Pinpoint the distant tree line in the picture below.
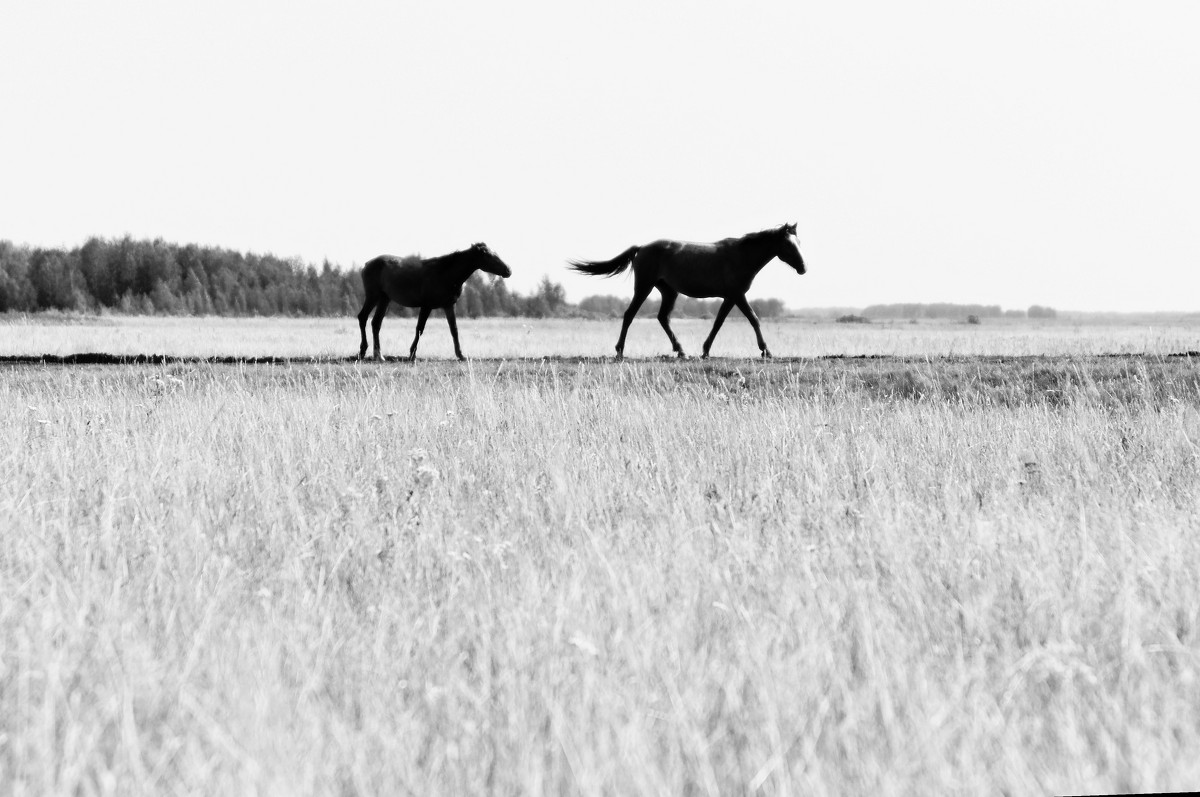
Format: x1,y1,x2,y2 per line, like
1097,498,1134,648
862,303,1004,320
0,237,366,316
458,274,572,318
1026,304,1058,319
0,237,793,319
0,236,576,318
862,303,1057,320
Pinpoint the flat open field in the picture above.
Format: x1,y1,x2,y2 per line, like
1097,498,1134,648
3,313,1200,359
3,316,1200,794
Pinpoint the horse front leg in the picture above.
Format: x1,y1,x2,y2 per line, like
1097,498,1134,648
734,295,771,358
444,305,465,361
701,298,736,359
408,306,432,362
357,299,372,359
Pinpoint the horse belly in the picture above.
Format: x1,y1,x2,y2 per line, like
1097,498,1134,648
423,287,462,308
662,266,725,299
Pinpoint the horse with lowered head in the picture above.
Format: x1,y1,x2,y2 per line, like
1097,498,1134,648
569,223,805,359
358,242,512,361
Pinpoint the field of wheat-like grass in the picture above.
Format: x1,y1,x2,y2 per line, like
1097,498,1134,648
3,320,1200,794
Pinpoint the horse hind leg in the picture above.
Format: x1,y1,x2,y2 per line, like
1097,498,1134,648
357,292,377,359
371,297,390,360
408,306,432,362
655,285,685,358
358,259,384,359
615,280,654,360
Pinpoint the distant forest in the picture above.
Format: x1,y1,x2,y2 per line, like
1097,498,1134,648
0,237,787,319
0,237,1061,321
862,303,1058,320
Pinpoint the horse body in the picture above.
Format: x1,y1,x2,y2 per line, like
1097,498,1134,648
570,223,805,358
366,255,470,309
638,237,779,297
358,242,512,361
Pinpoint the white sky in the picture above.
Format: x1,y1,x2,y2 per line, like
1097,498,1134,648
2,1,1198,312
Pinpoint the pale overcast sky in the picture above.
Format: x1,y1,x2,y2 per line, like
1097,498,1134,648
2,1,1198,311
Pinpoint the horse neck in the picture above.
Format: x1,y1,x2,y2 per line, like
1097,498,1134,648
733,233,780,275
434,250,480,282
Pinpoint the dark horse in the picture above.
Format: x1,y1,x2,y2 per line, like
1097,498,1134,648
358,242,512,361
569,223,805,359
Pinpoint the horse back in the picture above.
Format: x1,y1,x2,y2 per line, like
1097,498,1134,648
362,255,427,307
644,240,744,298
367,254,469,308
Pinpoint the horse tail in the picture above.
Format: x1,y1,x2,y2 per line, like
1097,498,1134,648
568,246,639,278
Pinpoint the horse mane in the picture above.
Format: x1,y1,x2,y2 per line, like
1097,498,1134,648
716,225,788,247
425,244,484,269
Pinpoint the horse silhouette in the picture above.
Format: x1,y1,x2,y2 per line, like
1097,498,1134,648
358,242,512,361
569,223,805,359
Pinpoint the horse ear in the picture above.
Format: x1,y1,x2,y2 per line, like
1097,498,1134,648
785,223,797,235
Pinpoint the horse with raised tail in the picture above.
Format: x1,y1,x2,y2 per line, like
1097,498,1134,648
569,223,806,359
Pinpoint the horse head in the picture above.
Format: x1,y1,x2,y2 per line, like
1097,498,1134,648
470,242,513,278
776,223,805,275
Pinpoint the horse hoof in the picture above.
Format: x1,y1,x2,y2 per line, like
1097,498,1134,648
762,350,773,359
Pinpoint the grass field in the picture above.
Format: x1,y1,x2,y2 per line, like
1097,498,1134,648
3,312,1200,359
3,316,1200,794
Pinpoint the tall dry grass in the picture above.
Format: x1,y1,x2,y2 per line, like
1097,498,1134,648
2,355,1200,794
